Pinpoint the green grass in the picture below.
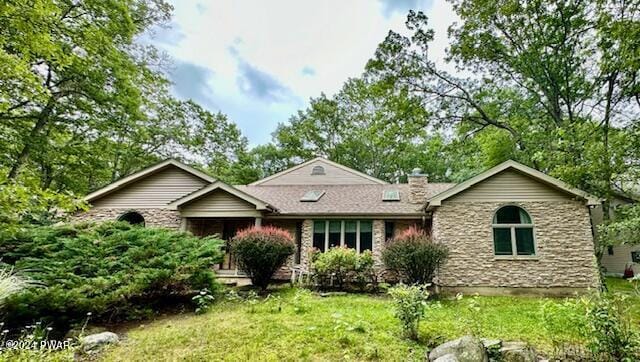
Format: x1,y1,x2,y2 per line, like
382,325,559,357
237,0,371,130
101,287,602,362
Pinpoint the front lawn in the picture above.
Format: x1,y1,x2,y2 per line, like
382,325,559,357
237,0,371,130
101,287,595,361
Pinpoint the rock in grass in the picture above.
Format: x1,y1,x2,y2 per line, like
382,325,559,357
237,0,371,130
434,353,460,362
499,341,536,362
428,335,488,362
81,331,119,351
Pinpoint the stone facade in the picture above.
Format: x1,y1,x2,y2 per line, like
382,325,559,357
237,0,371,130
408,174,428,204
72,208,182,229
432,201,599,290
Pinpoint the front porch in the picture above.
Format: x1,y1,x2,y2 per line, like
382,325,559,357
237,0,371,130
184,217,304,278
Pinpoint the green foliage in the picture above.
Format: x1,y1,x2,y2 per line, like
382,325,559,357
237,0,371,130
366,2,640,201
381,227,448,285
192,289,216,315
0,222,223,334
540,298,587,350
583,293,640,361
310,247,375,291
0,179,86,238
599,204,640,248
0,1,253,193
232,226,295,291
256,77,449,183
388,284,429,340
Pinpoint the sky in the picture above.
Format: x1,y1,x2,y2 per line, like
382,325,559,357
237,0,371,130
145,0,456,146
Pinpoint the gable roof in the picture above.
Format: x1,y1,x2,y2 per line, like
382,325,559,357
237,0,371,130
85,159,215,202
168,180,274,211
249,157,388,186
426,160,601,208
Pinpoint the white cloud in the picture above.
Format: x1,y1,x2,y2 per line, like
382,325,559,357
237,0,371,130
146,0,457,145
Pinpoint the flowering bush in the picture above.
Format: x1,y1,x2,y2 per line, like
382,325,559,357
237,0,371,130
311,247,375,291
232,226,295,291
381,226,448,285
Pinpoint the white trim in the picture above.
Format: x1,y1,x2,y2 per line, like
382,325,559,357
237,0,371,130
85,159,215,202
426,160,601,207
168,180,273,211
249,157,388,185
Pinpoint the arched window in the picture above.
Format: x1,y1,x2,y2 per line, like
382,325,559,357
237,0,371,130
311,165,325,175
492,205,535,256
118,211,145,226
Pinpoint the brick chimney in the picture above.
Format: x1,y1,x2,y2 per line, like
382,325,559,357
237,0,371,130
408,167,428,204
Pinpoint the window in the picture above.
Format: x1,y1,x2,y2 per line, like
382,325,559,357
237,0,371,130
384,221,395,241
329,221,341,248
311,165,325,175
360,221,373,252
345,221,357,249
312,220,373,253
301,190,325,202
492,205,535,257
632,251,640,263
118,211,145,226
313,221,326,252
607,246,614,256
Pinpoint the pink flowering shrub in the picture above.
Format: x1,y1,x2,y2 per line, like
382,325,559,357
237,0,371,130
232,226,295,290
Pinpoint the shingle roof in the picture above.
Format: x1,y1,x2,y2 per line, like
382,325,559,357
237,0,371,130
235,183,455,215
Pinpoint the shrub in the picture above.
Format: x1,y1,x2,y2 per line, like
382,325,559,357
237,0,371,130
583,293,640,361
381,226,448,284
0,222,223,335
388,283,429,340
232,226,295,291
311,247,375,291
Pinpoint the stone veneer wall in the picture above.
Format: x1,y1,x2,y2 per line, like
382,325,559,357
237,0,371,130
72,208,182,229
432,201,599,289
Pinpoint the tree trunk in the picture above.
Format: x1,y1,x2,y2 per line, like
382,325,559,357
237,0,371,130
7,103,54,179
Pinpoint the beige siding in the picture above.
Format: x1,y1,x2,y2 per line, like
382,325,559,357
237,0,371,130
91,167,208,208
180,190,257,213
448,170,572,202
259,160,381,185
601,245,640,275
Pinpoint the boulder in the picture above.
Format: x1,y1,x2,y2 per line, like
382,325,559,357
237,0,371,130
428,335,489,362
80,331,119,351
500,341,537,362
434,353,459,362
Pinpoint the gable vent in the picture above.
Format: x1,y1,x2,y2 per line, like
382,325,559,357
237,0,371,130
382,189,400,201
311,165,325,175
301,190,325,202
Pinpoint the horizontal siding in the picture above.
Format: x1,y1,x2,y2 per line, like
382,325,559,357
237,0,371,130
448,170,572,202
181,190,257,213
260,160,380,185
602,245,640,274
92,167,207,208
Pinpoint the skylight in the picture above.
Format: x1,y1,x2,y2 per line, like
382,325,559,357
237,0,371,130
382,189,400,201
301,190,325,202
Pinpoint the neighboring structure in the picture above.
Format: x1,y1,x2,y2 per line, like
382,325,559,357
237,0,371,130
75,157,602,295
597,192,640,276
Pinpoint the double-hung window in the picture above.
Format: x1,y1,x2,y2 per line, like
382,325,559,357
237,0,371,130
313,220,374,253
492,205,536,257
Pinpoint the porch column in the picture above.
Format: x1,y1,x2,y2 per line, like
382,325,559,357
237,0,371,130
254,217,262,228
179,217,188,232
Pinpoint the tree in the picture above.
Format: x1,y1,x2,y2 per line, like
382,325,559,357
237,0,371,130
0,1,253,193
267,77,450,183
367,3,640,198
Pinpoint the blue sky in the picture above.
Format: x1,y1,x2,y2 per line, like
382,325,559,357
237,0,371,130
145,0,454,146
